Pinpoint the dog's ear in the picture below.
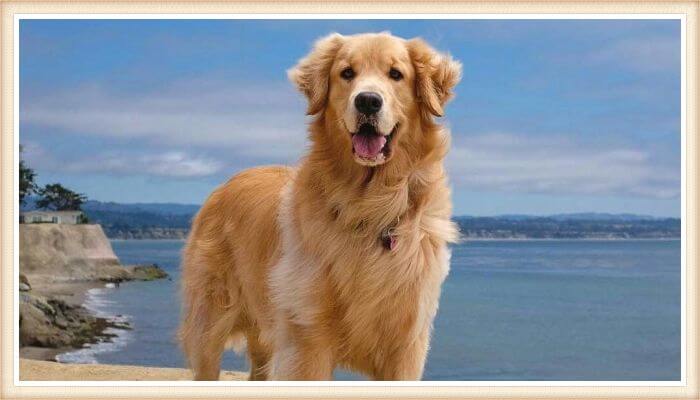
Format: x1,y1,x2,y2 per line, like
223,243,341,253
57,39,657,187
407,38,462,117
288,33,345,115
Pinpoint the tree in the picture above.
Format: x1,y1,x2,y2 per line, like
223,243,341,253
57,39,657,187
19,145,37,205
36,183,87,211
77,213,90,224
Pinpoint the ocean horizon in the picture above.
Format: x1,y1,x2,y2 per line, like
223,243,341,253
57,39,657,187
58,239,681,381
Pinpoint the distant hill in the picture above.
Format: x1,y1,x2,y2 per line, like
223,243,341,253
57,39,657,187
454,215,679,239
467,213,662,222
81,200,200,216
22,198,198,239
21,198,680,240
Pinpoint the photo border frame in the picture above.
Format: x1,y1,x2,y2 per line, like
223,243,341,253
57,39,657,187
1,1,697,399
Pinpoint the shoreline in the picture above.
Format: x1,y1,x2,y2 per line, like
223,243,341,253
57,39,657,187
18,223,168,367
55,284,133,364
31,280,104,307
20,280,131,363
20,264,169,364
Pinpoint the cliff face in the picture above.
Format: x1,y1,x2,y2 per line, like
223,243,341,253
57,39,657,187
19,224,129,283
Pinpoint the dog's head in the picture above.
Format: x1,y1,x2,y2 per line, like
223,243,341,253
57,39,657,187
289,32,461,167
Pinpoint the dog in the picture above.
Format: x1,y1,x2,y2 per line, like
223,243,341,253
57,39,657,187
179,32,461,381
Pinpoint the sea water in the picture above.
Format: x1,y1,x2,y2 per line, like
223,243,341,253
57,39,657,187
60,239,680,381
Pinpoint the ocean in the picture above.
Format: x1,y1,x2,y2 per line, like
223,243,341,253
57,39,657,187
58,239,681,381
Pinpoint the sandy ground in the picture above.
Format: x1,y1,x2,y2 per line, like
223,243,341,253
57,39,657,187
19,346,68,362
31,280,103,306
19,359,248,381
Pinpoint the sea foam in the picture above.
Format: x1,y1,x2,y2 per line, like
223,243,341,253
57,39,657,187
56,287,132,364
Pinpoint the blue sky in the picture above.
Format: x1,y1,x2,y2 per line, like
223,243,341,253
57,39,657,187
19,19,681,217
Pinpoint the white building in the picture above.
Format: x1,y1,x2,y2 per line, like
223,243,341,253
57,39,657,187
20,210,84,225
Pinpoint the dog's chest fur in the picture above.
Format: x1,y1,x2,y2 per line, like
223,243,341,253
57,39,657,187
268,169,455,359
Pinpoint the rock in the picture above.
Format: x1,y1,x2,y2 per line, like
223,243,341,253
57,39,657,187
31,296,56,316
19,292,127,350
126,264,169,281
19,296,67,348
55,317,68,329
20,274,31,290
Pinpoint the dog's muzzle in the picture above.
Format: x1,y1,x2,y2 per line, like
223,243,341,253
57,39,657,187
350,120,397,166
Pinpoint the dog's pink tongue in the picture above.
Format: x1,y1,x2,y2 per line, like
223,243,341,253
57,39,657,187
352,134,386,158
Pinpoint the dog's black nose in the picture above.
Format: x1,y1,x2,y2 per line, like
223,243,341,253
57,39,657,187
354,92,383,115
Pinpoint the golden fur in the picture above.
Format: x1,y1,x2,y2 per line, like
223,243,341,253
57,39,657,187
179,32,461,381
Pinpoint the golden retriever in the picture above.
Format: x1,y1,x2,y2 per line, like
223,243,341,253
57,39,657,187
179,32,461,381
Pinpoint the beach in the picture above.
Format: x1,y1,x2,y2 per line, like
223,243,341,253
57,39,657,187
19,359,246,381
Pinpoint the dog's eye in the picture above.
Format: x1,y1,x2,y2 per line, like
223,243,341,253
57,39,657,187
389,68,403,81
340,67,355,81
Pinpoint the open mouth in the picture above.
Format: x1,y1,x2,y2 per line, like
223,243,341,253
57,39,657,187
351,123,397,165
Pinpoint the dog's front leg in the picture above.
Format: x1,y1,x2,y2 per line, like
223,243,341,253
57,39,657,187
374,329,430,381
269,320,334,380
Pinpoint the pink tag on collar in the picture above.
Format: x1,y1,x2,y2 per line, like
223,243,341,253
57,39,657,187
381,229,397,251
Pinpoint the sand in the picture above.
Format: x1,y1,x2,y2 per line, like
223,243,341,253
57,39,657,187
31,280,103,307
19,359,247,381
19,346,68,362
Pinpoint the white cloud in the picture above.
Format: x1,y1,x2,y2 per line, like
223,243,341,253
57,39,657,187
63,151,225,178
21,79,309,163
22,142,223,178
447,133,679,199
141,152,223,177
585,36,679,73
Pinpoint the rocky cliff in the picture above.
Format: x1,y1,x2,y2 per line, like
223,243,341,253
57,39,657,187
20,224,129,283
19,223,168,358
